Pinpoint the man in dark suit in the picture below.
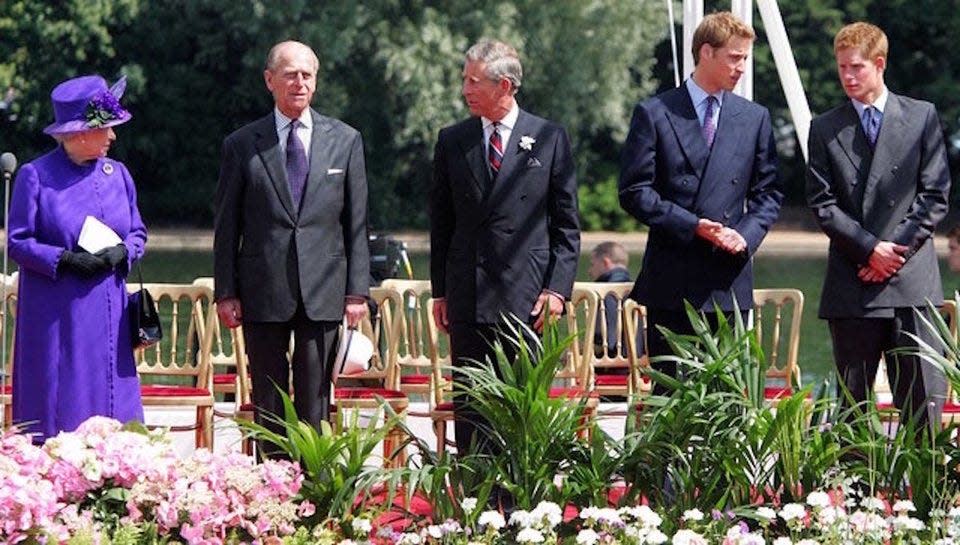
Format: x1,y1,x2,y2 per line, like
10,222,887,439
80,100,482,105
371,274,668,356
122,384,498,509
619,12,782,392
214,41,369,440
806,22,950,428
430,39,580,453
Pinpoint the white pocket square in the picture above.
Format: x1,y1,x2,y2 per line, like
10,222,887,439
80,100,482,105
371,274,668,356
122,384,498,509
327,168,344,175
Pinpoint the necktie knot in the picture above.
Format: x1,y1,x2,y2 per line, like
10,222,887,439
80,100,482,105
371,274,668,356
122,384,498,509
703,96,718,148
488,121,504,178
286,119,308,207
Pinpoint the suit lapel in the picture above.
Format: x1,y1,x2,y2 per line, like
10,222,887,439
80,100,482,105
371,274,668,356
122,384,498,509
664,88,710,177
488,110,533,197
254,115,298,221
833,102,870,179
863,94,909,206
300,111,335,215
693,94,748,207
454,118,490,199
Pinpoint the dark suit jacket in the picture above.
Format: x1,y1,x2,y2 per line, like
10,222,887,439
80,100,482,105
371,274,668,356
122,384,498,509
619,85,782,312
430,109,580,324
214,109,370,322
806,93,950,318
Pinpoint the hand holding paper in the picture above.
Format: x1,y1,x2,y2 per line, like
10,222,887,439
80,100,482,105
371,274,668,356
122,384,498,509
78,215,122,254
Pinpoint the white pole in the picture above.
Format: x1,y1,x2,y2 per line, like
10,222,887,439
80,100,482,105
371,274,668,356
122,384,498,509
730,0,753,100
756,0,812,159
667,0,681,87
682,0,703,81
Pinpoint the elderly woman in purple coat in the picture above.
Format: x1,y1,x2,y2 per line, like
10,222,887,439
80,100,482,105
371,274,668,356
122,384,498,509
8,74,147,442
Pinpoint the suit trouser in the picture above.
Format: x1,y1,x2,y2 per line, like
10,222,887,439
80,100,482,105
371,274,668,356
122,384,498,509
449,318,537,456
646,306,746,396
243,302,340,456
828,307,947,431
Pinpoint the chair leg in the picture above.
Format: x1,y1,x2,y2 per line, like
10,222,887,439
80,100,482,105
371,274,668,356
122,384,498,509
433,418,447,454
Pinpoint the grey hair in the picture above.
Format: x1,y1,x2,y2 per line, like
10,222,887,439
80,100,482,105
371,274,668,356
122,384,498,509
465,39,522,93
265,40,320,72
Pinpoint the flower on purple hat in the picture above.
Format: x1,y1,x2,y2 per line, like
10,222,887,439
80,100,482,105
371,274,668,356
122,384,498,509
85,90,125,129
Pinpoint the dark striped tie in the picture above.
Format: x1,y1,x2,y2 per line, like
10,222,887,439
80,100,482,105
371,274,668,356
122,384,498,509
488,121,503,178
286,120,308,207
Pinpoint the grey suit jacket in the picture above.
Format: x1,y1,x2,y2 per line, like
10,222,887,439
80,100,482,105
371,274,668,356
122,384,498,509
430,109,581,324
806,93,950,318
214,109,370,322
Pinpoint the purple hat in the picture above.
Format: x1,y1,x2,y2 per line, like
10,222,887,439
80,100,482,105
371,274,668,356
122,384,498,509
43,75,131,135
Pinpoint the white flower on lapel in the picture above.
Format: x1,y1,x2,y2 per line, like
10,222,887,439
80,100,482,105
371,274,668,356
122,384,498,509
518,135,536,151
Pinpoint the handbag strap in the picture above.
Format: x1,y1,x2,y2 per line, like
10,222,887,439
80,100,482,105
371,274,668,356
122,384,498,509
135,260,145,291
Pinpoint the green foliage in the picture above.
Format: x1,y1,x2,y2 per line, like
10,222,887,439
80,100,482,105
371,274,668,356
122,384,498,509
578,174,641,232
235,387,400,526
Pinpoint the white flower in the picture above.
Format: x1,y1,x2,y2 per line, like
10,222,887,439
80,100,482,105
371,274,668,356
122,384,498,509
531,501,563,528
860,496,885,511
671,529,707,545
519,135,536,151
756,507,777,520
817,506,846,526
425,525,443,539
576,528,600,545
892,514,925,532
682,509,705,521
779,503,807,522
806,491,831,508
478,510,506,530
352,517,373,534
772,538,792,545
646,529,668,544
396,533,422,545
892,499,916,513
797,540,820,545
509,509,536,528
461,497,478,513
516,527,545,543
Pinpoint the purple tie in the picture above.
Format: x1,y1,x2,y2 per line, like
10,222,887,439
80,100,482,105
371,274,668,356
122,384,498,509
286,120,308,207
703,96,717,148
488,122,503,178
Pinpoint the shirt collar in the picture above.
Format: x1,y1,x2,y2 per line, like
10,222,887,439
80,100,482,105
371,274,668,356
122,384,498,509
851,86,888,116
274,107,313,132
482,101,520,131
686,78,723,108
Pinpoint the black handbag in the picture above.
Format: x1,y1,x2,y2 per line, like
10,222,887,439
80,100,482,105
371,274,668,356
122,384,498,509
129,263,162,349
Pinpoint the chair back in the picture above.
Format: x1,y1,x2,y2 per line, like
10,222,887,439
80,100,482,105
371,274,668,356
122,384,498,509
192,277,249,401
133,283,217,392
752,288,804,393
0,273,17,426
561,286,600,388
622,298,651,395
343,286,404,391
379,280,440,400
573,281,636,395
424,297,453,408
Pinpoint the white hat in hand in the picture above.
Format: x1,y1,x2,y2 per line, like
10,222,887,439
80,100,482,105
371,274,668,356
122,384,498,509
333,327,373,382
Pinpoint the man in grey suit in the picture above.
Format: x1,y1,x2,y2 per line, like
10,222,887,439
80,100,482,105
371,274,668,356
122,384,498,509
806,22,950,429
430,39,580,454
619,12,782,394
214,41,370,441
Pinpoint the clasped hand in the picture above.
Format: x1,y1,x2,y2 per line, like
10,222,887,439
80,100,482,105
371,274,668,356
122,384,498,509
695,219,746,254
59,244,127,278
858,241,907,283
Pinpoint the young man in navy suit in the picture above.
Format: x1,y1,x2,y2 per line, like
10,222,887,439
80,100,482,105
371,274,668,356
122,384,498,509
430,39,581,454
806,22,950,429
619,12,783,392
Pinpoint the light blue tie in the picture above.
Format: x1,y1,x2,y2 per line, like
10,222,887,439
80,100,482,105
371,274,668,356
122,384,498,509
862,106,881,147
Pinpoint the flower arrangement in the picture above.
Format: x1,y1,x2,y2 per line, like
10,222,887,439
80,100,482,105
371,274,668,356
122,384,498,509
85,89,125,128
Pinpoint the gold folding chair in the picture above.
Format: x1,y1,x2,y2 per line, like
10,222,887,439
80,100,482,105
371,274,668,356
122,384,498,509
379,279,450,408
622,298,651,398
332,286,409,467
426,297,456,453
134,283,217,449
573,281,636,398
752,288,804,404
937,300,960,430
192,277,247,405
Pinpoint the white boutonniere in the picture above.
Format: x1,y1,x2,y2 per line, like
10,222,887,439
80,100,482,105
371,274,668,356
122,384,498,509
519,135,536,151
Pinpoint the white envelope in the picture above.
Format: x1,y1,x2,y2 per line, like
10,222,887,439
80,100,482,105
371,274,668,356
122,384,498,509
78,215,122,254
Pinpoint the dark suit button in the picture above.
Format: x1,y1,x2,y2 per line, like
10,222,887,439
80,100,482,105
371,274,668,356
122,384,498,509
731,178,739,185
723,211,731,219
891,166,899,173
681,178,689,186
888,200,895,207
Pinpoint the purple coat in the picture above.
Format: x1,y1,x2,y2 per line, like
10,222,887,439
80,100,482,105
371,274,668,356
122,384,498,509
8,146,147,442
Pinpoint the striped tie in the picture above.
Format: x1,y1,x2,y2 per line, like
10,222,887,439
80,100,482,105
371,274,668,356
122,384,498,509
488,121,503,178
703,96,717,148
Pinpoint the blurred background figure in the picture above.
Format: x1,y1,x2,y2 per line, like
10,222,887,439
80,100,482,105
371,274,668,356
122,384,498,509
8,74,146,443
588,241,632,358
947,225,960,275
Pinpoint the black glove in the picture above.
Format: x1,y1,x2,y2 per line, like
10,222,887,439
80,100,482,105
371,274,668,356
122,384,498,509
58,250,110,278
95,243,129,271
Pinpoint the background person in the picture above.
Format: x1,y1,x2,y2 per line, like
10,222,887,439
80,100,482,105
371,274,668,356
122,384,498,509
619,12,783,394
430,39,581,455
806,22,950,429
8,74,146,442
588,241,632,358
214,41,370,444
